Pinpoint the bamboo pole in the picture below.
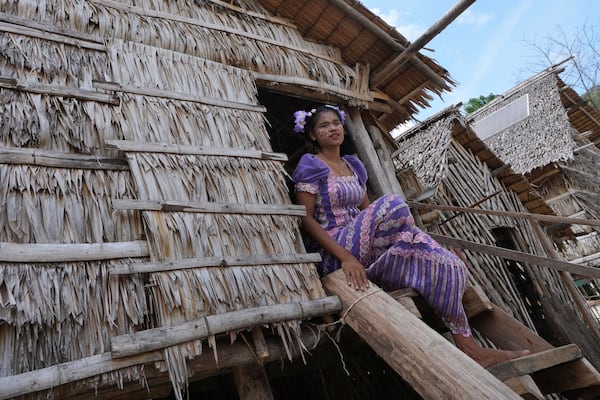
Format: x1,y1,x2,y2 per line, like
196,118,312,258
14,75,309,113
109,253,322,275
110,296,341,358
111,199,306,216
371,0,476,87
0,241,149,263
428,233,600,279
321,270,520,400
408,201,600,228
104,140,286,160
0,331,324,400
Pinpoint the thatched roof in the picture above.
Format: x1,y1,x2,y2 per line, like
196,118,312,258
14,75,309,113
468,70,576,175
255,0,456,130
393,106,554,216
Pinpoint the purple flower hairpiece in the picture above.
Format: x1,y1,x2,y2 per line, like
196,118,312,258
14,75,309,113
293,105,346,134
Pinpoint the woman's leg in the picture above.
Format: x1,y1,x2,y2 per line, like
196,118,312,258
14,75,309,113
325,194,530,366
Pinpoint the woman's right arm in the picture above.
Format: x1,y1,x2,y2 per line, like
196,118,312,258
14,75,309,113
295,191,369,291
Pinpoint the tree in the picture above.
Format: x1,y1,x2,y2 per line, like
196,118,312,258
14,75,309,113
463,93,497,114
523,23,599,111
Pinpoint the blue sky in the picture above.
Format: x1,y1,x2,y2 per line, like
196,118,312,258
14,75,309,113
360,0,599,123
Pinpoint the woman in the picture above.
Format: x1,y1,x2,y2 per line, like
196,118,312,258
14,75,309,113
292,104,529,368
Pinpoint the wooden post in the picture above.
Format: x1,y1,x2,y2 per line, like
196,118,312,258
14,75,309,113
321,270,521,400
365,123,405,195
526,216,600,344
345,109,393,196
232,364,274,400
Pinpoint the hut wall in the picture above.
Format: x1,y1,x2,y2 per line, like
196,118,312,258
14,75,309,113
0,1,351,398
394,117,600,368
473,74,575,175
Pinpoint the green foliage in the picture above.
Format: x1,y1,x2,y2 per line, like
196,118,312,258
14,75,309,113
463,93,497,114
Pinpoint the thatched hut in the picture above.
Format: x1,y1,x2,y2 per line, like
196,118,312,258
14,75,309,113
0,1,466,399
466,65,600,319
392,105,600,384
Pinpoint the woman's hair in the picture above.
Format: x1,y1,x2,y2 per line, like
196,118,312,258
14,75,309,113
293,105,346,135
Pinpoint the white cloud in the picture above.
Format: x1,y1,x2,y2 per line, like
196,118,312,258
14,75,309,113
369,7,424,41
456,9,492,31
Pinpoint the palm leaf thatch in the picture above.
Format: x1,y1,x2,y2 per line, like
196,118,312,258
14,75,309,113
0,1,335,398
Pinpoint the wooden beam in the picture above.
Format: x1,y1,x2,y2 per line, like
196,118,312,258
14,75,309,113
0,21,105,51
110,296,341,358
0,147,128,170
111,199,306,216
0,240,149,263
408,201,600,228
502,375,544,400
534,358,600,394
371,0,476,87
108,253,322,275
104,139,287,161
0,77,119,105
326,0,446,88
487,344,582,381
232,364,274,400
0,12,104,44
0,330,324,400
428,233,600,279
253,72,373,103
93,81,266,112
469,306,553,354
344,109,393,196
321,270,521,399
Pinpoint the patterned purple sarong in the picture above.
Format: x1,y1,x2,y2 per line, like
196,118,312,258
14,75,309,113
293,154,471,336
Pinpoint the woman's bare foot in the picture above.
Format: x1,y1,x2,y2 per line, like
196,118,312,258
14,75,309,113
453,334,530,368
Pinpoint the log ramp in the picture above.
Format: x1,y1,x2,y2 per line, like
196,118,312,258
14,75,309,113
323,269,600,400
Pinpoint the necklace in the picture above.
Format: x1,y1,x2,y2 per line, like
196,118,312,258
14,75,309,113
318,154,348,176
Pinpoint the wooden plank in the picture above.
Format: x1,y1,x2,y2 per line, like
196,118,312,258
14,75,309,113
533,358,600,394
0,12,103,43
408,201,600,228
104,139,287,161
108,253,322,275
0,77,119,105
110,296,341,358
232,364,274,400
321,270,521,400
111,199,305,216
0,147,128,170
503,375,544,400
93,81,266,112
0,330,324,400
429,233,600,279
462,285,494,318
371,0,476,86
470,306,554,353
0,240,149,263
0,21,105,51
487,344,582,381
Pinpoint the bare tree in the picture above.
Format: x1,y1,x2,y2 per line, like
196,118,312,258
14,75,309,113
522,23,599,110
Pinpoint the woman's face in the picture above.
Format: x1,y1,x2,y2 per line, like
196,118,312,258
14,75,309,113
309,110,344,147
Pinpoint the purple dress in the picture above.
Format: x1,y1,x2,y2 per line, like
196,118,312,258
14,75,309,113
293,153,471,336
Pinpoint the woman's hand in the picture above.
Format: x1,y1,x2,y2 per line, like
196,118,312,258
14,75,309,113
340,255,369,291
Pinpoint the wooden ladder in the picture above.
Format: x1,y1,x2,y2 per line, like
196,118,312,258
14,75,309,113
389,286,600,400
